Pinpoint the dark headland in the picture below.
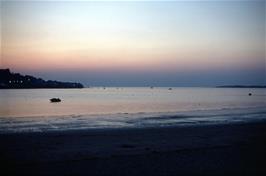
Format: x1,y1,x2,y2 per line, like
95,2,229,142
0,69,83,89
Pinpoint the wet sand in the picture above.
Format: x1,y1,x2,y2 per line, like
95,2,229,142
1,121,266,175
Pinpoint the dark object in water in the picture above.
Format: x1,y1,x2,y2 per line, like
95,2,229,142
168,88,172,90
50,98,61,103
248,93,252,96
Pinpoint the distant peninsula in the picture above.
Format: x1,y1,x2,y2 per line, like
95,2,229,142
216,85,266,88
0,69,84,89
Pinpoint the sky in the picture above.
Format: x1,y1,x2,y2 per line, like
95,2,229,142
0,0,265,86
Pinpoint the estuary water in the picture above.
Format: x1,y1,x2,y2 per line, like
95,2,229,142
0,87,265,133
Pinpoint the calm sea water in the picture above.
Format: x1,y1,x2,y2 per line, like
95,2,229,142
0,87,265,133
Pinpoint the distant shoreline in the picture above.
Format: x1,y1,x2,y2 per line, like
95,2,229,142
0,86,266,89
216,85,266,88
1,69,265,89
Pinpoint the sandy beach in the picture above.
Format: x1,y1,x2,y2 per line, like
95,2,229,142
1,121,266,175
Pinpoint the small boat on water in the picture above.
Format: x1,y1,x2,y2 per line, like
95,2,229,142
50,98,61,103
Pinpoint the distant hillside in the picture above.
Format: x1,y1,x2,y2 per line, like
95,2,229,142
0,69,84,89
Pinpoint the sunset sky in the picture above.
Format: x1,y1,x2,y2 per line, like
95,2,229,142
1,1,265,86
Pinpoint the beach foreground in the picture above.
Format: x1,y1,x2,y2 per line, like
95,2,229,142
1,121,266,175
